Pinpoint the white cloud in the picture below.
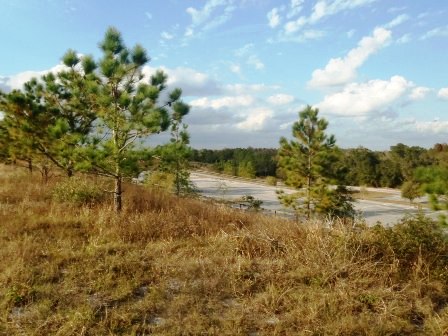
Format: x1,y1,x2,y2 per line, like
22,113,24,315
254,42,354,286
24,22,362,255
346,29,356,38
308,27,391,89
414,120,448,134
267,8,281,28
396,34,411,44
409,86,430,101
438,88,448,100
190,95,254,109
236,108,273,131
234,43,254,57
145,12,152,20
287,0,304,18
184,27,194,37
186,0,227,26
277,0,375,41
328,116,448,149
284,16,307,35
0,64,68,92
267,94,294,105
180,80,287,136
229,64,241,75
234,43,264,71
417,12,430,19
384,14,410,29
185,0,235,37
388,6,406,13
421,26,448,40
316,76,412,117
224,83,280,95
203,4,235,30
160,32,174,40
247,55,265,70
279,29,326,43
307,0,376,24
185,86,282,135
300,30,326,41
267,0,304,30
142,66,222,97
308,1,327,23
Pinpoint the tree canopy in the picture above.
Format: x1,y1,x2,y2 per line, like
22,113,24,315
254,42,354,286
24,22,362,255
0,27,190,211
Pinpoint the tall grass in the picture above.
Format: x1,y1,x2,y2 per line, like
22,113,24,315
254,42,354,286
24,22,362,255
0,164,447,335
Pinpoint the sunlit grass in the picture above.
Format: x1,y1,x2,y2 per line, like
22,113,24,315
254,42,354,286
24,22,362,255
0,164,447,335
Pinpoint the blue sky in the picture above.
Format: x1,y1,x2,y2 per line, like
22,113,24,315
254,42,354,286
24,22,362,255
1,0,448,149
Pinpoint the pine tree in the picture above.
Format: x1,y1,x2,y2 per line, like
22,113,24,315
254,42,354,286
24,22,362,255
35,52,98,177
415,166,448,226
0,88,46,173
0,67,97,178
65,27,188,211
155,90,192,196
277,105,351,220
238,161,256,178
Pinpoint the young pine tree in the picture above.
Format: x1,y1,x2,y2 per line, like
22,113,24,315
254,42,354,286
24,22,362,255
66,27,188,211
155,90,192,196
415,166,448,226
0,88,48,173
0,69,97,178
36,53,98,177
277,105,353,220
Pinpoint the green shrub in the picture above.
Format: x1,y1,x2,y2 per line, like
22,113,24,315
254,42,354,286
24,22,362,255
265,176,277,186
145,171,175,190
371,214,448,278
240,195,263,210
52,177,105,206
237,161,256,179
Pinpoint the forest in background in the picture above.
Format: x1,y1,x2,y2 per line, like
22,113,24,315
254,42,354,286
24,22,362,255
193,143,448,188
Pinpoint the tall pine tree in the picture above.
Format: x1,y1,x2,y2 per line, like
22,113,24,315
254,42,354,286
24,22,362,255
66,27,189,211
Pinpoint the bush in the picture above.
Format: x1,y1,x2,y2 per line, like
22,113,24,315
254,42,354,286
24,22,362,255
145,171,175,189
265,176,277,186
371,214,448,277
52,176,105,206
240,194,263,210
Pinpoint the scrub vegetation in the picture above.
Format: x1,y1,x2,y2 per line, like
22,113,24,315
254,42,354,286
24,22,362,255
1,165,447,335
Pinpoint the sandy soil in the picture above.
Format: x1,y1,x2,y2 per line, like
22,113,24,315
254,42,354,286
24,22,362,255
190,172,442,225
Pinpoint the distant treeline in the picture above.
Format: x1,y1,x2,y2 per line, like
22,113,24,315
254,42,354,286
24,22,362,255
192,148,277,178
192,143,448,188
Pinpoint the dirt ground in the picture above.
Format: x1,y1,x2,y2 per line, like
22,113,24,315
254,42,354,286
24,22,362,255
190,172,442,225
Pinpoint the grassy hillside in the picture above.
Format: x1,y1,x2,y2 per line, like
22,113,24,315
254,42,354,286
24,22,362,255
1,165,447,335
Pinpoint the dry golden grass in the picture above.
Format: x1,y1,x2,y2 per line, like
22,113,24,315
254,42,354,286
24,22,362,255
1,164,448,335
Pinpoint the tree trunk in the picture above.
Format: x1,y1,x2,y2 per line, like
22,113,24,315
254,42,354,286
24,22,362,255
28,158,33,174
112,125,122,212
307,153,311,220
41,164,50,184
67,161,73,177
175,160,180,196
114,175,122,212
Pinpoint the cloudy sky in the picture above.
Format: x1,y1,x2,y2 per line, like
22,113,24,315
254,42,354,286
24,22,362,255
1,0,447,149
